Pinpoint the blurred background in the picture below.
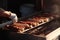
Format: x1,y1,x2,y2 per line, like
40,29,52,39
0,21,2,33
0,0,41,17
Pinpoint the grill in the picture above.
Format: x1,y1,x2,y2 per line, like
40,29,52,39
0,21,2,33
1,0,60,40
4,12,60,33
1,11,60,40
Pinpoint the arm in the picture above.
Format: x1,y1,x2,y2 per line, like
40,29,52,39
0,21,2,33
0,10,18,28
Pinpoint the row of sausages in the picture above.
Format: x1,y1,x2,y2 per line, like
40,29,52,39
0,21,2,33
12,15,51,33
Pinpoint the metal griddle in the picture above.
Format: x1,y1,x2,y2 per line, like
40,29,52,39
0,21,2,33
17,11,57,33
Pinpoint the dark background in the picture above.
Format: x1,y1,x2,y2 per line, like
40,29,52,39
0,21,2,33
0,0,41,17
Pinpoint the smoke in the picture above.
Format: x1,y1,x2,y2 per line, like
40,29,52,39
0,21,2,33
51,4,60,14
51,0,60,15
44,0,60,18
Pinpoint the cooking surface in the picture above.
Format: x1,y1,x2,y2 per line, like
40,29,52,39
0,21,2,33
30,18,60,37
3,13,59,33
0,13,60,40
